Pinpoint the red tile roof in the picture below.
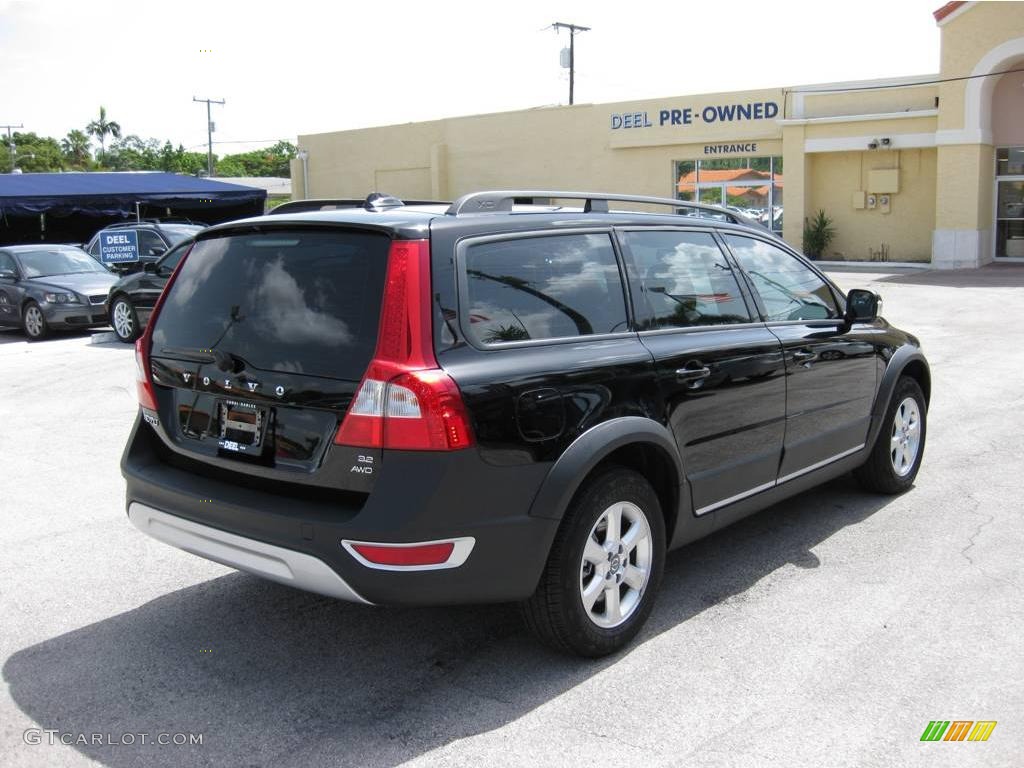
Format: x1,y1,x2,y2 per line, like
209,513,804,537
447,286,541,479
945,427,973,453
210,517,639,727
933,2,966,23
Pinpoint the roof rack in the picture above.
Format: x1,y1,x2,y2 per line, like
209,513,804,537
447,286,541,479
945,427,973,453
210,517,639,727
269,194,450,215
103,218,204,228
445,190,765,228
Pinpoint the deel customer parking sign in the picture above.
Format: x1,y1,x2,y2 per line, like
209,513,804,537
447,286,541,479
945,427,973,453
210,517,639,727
98,230,139,264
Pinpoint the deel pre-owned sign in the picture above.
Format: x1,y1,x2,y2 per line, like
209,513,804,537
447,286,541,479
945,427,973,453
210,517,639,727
610,101,780,130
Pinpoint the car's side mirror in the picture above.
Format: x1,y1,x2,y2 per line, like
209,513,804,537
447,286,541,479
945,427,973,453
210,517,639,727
143,262,158,274
0,268,16,280
149,247,167,257
845,288,880,323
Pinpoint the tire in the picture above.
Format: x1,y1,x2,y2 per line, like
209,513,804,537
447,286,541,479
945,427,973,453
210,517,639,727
110,295,139,343
854,376,927,494
22,301,49,341
522,466,666,657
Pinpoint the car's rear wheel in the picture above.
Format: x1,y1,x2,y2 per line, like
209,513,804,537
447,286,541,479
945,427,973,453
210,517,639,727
854,376,927,494
22,301,49,341
110,296,139,343
522,466,665,657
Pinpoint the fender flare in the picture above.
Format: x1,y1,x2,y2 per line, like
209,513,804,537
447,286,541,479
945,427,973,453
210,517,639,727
527,417,684,522
866,346,931,449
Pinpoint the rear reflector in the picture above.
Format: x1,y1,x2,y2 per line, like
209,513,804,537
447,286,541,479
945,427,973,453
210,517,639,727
334,239,474,451
342,537,476,570
351,542,454,566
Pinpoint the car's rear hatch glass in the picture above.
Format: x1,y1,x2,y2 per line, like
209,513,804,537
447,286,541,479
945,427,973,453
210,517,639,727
148,227,390,483
153,228,387,380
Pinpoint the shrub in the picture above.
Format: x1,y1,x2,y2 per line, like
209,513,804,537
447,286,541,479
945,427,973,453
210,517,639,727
802,209,836,260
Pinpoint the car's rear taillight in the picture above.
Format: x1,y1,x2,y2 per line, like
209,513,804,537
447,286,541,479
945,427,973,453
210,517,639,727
334,239,474,451
135,243,192,413
135,339,158,410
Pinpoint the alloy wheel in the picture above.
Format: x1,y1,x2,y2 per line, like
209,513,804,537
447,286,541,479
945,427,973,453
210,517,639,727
890,396,921,477
579,501,653,628
24,305,44,337
113,300,134,340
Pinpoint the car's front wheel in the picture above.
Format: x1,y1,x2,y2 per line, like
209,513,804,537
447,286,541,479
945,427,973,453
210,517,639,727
854,375,927,494
522,466,665,657
22,301,49,341
110,296,139,343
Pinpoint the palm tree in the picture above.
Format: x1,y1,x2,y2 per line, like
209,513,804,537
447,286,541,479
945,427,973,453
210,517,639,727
85,106,121,164
61,129,91,167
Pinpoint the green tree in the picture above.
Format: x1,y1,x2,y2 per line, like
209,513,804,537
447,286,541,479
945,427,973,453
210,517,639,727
155,142,209,175
85,106,122,164
105,135,162,170
61,129,92,168
0,132,64,172
216,140,296,177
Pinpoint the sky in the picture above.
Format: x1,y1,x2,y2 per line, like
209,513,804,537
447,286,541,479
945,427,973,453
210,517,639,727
0,0,944,158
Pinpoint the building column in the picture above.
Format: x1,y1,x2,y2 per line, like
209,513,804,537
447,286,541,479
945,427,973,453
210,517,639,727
932,142,994,269
781,124,808,251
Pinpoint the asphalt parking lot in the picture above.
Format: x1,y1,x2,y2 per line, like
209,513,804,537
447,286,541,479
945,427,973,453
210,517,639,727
1,266,1021,768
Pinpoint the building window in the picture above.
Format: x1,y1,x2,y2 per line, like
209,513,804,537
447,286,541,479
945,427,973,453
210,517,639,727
675,156,784,235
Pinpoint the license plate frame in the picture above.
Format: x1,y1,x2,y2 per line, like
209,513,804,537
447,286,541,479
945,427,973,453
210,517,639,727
217,399,268,453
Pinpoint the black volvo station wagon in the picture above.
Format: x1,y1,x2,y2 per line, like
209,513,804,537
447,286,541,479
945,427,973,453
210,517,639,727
122,191,929,656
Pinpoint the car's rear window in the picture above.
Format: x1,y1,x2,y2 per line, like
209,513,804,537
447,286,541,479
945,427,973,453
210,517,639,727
160,224,205,244
151,229,390,381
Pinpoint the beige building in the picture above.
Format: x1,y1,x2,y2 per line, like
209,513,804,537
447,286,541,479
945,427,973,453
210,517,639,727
292,1,1024,267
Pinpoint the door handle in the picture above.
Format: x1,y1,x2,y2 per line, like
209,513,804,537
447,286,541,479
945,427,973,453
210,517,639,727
793,349,817,364
676,366,711,383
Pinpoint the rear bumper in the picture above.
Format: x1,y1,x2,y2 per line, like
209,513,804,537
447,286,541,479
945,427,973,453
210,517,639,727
129,502,371,603
122,416,559,606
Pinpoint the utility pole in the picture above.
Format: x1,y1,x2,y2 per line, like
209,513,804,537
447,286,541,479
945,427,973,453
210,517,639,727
2,123,23,172
552,22,590,105
192,97,225,177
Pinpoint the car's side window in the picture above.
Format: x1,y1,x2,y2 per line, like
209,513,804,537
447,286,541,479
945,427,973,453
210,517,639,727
723,235,840,321
463,233,628,344
87,238,100,257
624,230,752,329
137,230,166,255
0,252,16,274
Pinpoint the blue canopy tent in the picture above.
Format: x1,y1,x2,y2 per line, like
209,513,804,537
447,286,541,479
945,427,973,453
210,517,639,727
0,172,267,245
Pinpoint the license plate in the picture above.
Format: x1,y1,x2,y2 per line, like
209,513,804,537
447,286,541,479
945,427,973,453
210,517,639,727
218,400,267,453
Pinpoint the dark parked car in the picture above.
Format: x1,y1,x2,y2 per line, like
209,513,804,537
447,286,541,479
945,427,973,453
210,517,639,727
85,221,204,274
0,245,118,340
123,191,930,656
107,238,193,342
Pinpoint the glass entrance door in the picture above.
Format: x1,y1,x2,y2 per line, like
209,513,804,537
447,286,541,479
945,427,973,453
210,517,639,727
996,148,1024,259
996,180,1024,258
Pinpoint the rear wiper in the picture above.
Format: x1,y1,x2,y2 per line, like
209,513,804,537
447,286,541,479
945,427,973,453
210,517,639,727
159,347,216,363
158,346,247,373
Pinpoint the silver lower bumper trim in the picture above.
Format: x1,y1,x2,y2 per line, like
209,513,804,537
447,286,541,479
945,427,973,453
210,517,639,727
128,502,371,604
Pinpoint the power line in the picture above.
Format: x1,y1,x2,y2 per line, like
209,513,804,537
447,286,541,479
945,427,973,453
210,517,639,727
790,66,1024,93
